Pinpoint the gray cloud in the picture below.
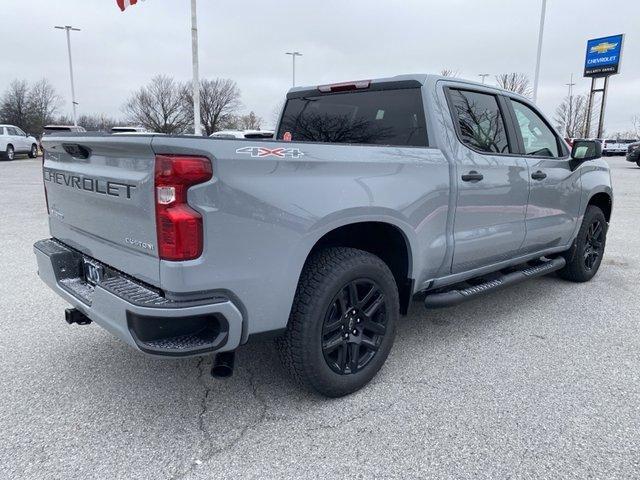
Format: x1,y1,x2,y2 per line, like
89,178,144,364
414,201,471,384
2,0,637,132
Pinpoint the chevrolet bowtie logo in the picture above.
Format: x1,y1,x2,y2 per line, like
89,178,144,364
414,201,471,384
590,42,618,54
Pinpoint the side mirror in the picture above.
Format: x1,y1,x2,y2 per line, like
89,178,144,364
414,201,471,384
571,140,601,162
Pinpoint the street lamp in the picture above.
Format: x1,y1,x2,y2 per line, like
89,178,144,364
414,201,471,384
285,51,302,87
532,0,547,104
478,74,489,84
54,25,81,126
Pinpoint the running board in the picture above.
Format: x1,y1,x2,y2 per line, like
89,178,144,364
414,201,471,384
424,257,566,309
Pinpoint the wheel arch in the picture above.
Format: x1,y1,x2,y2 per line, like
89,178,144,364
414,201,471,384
587,191,612,223
298,220,414,315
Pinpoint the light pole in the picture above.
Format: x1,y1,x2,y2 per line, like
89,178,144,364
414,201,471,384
478,74,489,84
532,0,547,104
190,0,202,136
54,25,81,126
285,51,302,87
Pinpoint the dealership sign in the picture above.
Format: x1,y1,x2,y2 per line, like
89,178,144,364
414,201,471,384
584,34,624,77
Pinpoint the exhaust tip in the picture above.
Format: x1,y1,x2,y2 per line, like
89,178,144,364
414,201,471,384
210,351,235,379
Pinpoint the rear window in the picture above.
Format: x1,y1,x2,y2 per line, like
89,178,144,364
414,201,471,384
277,88,427,147
448,89,511,154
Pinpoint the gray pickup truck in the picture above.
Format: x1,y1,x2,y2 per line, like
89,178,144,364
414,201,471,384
35,74,612,397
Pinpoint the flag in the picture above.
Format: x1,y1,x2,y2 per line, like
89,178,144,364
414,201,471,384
117,0,145,12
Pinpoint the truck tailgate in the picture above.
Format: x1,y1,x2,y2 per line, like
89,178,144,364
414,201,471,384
42,135,160,286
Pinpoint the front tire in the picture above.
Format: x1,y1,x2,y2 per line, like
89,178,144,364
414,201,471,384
558,205,607,282
276,247,399,397
28,144,38,158
4,145,15,161
636,160,640,168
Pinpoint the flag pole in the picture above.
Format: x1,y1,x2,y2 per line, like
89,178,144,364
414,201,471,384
191,0,202,136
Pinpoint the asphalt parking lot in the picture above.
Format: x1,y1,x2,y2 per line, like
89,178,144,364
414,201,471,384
1,156,639,479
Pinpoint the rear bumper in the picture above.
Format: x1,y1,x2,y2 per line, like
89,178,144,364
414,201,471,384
34,238,243,357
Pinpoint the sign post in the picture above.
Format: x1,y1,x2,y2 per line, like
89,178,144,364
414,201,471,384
583,34,624,138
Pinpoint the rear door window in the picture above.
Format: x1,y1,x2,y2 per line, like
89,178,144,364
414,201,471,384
447,89,511,154
277,88,427,147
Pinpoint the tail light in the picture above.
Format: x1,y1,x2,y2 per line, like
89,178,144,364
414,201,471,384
154,155,212,261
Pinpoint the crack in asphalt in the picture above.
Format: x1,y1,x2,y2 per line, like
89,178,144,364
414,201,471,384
169,360,269,480
303,404,386,433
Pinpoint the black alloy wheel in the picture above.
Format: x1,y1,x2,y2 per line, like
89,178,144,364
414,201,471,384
583,219,605,271
321,279,388,375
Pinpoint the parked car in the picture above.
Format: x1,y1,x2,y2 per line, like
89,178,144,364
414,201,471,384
602,138,637,156
43,125,87,134
626,141,640,167
35,74,612,397
0,124,39,160
111,126,148,133
210,129,274,139
40,125,87,149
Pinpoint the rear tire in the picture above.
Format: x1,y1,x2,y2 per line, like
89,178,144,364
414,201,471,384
28,144,38,158
276,247,398,397
558,205,607,282
636,160,640,168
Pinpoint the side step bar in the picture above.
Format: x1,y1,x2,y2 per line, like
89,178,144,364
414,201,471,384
424,257,566,309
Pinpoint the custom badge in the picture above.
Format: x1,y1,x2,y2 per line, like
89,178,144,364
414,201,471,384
236,146,305,158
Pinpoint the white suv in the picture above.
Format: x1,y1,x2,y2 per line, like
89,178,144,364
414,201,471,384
0,124,39,160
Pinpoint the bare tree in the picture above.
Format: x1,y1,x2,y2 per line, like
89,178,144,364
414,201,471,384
183,78,242,135
554,94,588,138
27,79,61,134
271,101,285,128
495,73,532,97
123,75,190,134
78,114,119,132
0,80,30,130
440,69,459,78
630,115,640,138
55,115,73,125
239,111,262,130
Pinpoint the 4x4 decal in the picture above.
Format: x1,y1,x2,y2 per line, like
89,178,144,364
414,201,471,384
235,146,305,158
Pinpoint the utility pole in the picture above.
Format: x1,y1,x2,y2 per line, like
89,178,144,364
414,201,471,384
564,74,576,136
191,0,202,136
478,74,489,84
54,25,81,126
532,0,547,104
285,51,302,87
565,73,575,100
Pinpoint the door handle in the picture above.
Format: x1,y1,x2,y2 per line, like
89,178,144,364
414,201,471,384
461,171,484,182
531,170,547,181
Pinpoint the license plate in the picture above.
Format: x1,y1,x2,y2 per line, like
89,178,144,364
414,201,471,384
83,259,104,285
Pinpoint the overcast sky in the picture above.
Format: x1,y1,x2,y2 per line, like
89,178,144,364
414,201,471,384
1,0,637,132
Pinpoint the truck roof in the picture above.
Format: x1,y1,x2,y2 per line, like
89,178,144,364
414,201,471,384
288,73,530,102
